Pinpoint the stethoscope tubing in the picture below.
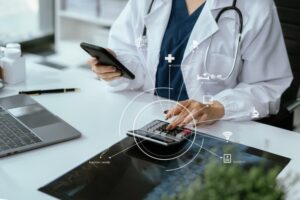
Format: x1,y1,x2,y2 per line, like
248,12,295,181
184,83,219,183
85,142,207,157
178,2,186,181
140,0,243,81
205,3,243,81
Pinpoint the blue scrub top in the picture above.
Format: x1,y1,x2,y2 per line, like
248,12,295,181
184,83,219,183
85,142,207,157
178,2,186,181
155,0,205,101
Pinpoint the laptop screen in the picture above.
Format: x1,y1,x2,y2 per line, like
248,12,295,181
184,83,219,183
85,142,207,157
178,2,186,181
39,132,290,200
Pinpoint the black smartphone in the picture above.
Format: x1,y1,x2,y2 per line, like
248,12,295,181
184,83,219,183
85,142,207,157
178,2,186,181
80,42,135,80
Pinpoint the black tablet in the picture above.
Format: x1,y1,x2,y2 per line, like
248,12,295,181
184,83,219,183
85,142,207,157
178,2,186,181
80,42,135,80
39,129,290,200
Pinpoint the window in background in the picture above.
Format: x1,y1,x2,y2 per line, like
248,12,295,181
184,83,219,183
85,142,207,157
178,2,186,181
0,0,54,45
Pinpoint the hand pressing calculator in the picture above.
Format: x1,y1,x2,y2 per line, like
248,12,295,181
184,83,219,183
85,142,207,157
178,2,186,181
127,120,194,146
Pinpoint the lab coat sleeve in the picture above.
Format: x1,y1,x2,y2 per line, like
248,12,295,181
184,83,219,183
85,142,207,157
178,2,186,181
106,0,145,91
214,5,293,121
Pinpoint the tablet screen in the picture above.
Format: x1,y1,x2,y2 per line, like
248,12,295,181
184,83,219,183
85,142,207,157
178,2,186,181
39,132,290,200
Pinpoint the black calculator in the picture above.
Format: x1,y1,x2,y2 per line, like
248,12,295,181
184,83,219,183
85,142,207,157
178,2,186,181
127,120,194,146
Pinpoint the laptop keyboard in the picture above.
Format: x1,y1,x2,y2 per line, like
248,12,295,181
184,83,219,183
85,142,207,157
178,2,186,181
0,106,42,152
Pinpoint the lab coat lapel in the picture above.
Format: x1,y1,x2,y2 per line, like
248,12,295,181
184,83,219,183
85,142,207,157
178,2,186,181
182,0,232,62
211,0,234,10
144,0,172,79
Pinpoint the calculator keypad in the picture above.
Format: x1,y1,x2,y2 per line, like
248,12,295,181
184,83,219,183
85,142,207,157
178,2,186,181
128,120,193,146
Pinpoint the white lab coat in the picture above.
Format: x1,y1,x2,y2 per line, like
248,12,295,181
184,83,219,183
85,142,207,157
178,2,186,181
106,0,293,120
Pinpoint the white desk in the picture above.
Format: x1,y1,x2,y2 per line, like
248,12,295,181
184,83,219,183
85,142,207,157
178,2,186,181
1,63,300,200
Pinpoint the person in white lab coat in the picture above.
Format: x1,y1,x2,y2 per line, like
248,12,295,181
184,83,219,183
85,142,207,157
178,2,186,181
88,0,292,130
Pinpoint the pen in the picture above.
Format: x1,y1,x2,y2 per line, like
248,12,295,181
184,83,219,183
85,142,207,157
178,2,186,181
19,88,80,95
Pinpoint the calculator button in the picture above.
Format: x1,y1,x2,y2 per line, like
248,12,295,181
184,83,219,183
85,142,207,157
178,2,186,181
169,131,178,136
176,133,184,139
160,132,167,137
147,134,173,143
134,130,148,136
128,120,193,146
183,129,191,136
153,130,162,135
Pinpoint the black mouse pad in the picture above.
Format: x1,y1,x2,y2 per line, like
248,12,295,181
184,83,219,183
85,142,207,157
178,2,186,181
39,132,290,200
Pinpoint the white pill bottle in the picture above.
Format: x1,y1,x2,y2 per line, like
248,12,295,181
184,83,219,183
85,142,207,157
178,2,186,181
1,43,26,84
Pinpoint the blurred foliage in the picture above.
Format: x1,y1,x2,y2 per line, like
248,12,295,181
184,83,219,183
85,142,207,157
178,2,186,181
162,161,286,200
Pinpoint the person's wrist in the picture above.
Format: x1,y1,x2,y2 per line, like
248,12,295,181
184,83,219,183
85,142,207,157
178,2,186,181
211,101,225,119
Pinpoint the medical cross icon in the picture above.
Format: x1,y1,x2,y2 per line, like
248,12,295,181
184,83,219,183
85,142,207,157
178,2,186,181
165,54,175,63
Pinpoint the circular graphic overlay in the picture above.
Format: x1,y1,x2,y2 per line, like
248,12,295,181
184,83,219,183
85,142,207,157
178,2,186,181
131,99,197,161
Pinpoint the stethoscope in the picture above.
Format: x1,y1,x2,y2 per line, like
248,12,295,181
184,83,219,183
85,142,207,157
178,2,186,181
138,0,243,81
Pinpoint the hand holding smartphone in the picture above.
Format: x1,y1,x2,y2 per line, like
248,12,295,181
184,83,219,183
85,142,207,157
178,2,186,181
81,42,135,80
88,57,122,81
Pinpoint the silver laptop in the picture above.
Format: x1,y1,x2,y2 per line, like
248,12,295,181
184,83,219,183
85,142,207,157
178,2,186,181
0,94,81,158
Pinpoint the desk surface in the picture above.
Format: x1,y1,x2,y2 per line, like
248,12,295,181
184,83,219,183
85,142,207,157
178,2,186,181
0,63,300,200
